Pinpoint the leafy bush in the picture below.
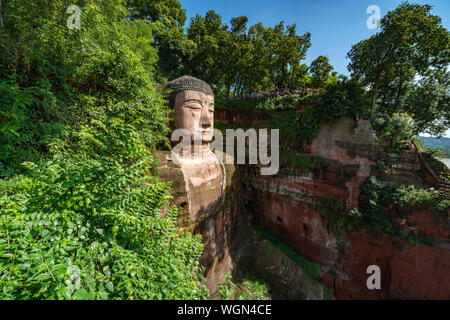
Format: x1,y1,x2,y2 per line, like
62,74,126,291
0,119,208,300
0,0,207,300
393,184,449,212
218,273,270,300
357,176,448,244
358,176,394,234
374,113,415,152
0,83,65,178
237,274,270,300
218,273,235,300
312,78,371,121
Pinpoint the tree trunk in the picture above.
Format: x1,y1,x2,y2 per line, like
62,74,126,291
394,77,404,111
371,67,383,114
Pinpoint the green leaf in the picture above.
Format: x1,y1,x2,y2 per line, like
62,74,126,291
72,290,94,300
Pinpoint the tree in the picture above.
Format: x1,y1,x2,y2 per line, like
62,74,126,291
347,2,449,135
309,55,333,88
184,12,311,97
403,68,450,135
230,16,248,35
222,17,251,97
126,0,187,25
126,0,195,81
264,22,311,90
185,10,228,93
376,113,415,151
237,21,311,95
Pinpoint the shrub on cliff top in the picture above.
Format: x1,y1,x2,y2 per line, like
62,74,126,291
373,113,415,152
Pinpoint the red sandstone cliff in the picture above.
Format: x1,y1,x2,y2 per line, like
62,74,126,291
239,117,450,299
159,112,449,300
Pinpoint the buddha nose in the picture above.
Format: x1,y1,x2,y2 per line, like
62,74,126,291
201,109,212,128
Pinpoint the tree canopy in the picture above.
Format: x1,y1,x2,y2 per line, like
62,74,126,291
347,2,449,136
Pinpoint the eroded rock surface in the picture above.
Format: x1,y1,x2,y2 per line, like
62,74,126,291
240,117,450,299
158,80,449,300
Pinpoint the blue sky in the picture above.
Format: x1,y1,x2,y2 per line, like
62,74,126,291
180,0,450,137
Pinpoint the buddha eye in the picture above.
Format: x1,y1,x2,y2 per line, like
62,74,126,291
208,108,214,113
184,105,201,110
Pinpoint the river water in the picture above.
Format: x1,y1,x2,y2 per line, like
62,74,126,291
441,158,450,169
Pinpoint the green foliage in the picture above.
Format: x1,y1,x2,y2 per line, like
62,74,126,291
347,2,449,135
393,184,449,212
253,225,322,281
236,274,270,300
125,0,194,80
0,83,65,177
122,20,159,78
254,93,317,111
218,272,270,300
280,153,332,175
358,176,448,241
126,0,187,25
315,204,359,251
0,119,207,299
403,69,449,136
0,0,206,299
312,77,371,121
184,11,312,97
374,112,415,152
0,0,170,173
271,109,319,151
358,176,394,234
218,273,235,300
309,55,334,88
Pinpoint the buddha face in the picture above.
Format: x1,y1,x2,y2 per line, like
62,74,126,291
173,90,215,143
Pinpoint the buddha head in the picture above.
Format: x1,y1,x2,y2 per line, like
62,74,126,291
164,75,215,144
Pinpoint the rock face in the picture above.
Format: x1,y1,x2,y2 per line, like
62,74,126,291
241,228,333,300
239,117,450,299
158,109,449,300
333,231,450,299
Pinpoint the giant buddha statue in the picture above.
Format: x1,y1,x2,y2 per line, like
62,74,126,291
164,75,225,222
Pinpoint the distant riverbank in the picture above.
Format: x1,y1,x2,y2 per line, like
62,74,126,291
441,158,450,169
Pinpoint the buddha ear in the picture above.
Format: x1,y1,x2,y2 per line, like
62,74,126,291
173,91,185,108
